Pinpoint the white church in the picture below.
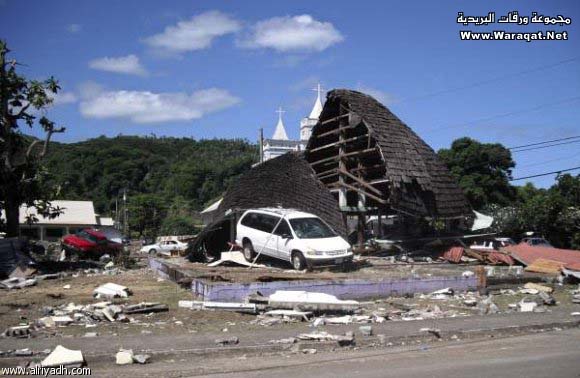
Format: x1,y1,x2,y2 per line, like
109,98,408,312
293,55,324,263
262,85,324,161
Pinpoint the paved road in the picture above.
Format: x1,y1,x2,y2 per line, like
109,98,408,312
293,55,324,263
88,328,580,377
204,330,580,378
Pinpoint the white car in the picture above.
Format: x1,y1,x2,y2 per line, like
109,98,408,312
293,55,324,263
236,208,353,270
140,240,188,255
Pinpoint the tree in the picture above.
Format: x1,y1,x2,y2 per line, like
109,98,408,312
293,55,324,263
438,137,516,210
0,41,65,237
127,194,166,237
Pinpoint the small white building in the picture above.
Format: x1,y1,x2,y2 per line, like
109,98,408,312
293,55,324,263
12,200,112,241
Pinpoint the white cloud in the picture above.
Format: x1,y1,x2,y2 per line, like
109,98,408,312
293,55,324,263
79,88,240,124
89,55,148,76
67,24,81,33
144,11,241,54
356,85,396,105
50,91,78,106
239,15,343,52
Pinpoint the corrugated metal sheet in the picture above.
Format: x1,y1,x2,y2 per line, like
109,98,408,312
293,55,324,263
504,244,580,268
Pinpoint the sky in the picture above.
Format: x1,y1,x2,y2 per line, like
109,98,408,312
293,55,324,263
1,0,579,188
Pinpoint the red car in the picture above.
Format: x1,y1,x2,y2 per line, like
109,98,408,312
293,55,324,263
61,229,123,260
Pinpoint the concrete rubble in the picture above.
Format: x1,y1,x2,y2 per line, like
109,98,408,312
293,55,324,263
116,349,134,365
296,331,355,347
215,336,239,346
268,290,360,312
0,277,37,289
93,282,131,299
41,345,84,367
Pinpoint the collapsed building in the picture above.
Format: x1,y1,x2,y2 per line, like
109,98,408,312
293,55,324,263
188,152,346,260
305,89,473,241
189,89,473,260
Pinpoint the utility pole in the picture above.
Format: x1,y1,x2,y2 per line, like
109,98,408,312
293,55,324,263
259,127,264,164
115,195,118,230
123,189,128,236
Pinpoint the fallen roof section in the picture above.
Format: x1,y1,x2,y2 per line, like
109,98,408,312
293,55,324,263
210,151,345,235
504,243,580,268
188,152,346,260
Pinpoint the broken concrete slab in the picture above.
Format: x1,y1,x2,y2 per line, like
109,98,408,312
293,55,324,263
123,303,168,314
3,325,31,338
0,277,37,290
133,354,151,364
297,331,355,346
116,349,134,365
524,282,553,293
179,300,257,314
41,345,84,367
519,301,538,313
268,290,359,312
93,283,130,299
264,310,312,321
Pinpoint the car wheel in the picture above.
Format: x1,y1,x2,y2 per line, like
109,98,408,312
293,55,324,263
291,251,306,271
149,248,157,255
243,241,255,262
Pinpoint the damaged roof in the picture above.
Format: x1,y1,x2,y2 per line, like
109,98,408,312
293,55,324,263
307,89,472,219
212,152,346,236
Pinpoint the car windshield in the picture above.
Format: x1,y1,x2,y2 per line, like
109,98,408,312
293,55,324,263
78,231,99,243
289,218,336,239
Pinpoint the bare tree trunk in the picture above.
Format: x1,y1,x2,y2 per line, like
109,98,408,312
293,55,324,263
4,189,20,238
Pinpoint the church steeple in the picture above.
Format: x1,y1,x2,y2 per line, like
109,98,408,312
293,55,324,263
272,107,289,140
309,83,323,120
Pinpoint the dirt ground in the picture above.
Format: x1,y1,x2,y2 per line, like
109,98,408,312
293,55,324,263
1,257,578,344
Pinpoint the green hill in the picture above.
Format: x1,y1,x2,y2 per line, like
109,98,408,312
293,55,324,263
43,135,258,236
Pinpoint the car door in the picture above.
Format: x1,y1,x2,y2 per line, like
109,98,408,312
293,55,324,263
273,219,293,260
255,214,280,258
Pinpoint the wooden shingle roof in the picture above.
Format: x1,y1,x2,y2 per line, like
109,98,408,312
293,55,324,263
313,89,472,219
214,152,346,235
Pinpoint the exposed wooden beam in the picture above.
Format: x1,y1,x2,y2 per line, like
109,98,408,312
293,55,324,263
338,168,383,196
310,147,379,167
309,134,369,153
315,166,338,178
314,125,356,139
337,181,387,204
320,113,349,125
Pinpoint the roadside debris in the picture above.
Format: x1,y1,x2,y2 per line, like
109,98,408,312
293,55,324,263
179,300,257,314
297,331,355,347
123,303,168,314
3,325,31,338
268,291,359,312
420,327,441,338
477,296,499,315
0,277,37,289
215,336,239,346
93,283,131,299
41,345,84,368
523,282,553,293
359,325,373,337
116,349,134,365
518,300,538,313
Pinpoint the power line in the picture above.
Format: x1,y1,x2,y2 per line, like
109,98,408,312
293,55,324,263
518,151,580,169
399,57,578,104
510,166,580,181
424,95,580,134
509,135,580,150
510,139,580,153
